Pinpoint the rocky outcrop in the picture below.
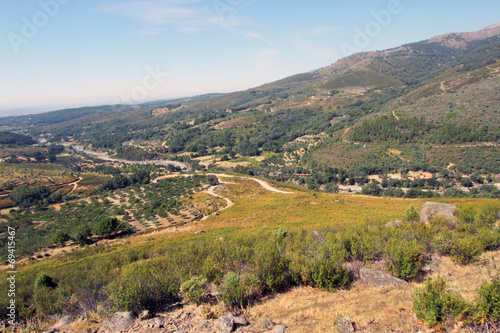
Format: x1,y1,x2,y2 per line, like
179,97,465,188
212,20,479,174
336,316,354,333
359,268,409,288
419,202,456,222
102,312,136,333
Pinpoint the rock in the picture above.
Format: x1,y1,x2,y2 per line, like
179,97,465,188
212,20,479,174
42,315,73,333
198,320,212,329
359,268,409,288
273,324,287,333
419,202,456,223
195,230,206,234
154,316,167,328
336,316,354,333
218,314,235,333
422,256,441,274
233,316,249,326
386,220,402,228
42,329,57,333
262,317,275,330
54,315,73,328
139,310,153,320
173,331,188,333
218,237,224,242
102,311,136,332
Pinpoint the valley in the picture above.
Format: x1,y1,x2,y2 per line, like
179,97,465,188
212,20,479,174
0,23,500,333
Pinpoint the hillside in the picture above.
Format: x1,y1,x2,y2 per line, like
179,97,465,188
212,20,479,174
0,24,500,333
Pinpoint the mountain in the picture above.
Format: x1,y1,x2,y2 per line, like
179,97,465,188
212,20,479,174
0,24,499,195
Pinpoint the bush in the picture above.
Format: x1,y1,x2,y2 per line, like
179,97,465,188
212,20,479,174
107,260,180,313
218,272,245,309
180,276,208,306
92,217,123,237
385,239,424,281
35,274,57,290
475,276,500,323
413,277,469,328
310,255,352,291
52,231,70,246
255,242,290,292
449,235,484,265
404,205,420,223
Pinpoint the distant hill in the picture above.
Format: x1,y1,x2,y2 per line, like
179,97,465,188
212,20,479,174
0,131,37,146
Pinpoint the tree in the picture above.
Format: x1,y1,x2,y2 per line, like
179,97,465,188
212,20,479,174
92,217,122,237
52,231,70,246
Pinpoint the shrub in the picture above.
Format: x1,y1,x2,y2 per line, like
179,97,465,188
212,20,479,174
413,277,469,328
92,217,123,237
449,235,484,265
385,239,424,281
474,276,500,323
52,231,70,246
107,260,180,313
404,205,420,223
255,242,290,292
310,255,352,291
218,272,245,309
35,274,57,290
180,276,208,306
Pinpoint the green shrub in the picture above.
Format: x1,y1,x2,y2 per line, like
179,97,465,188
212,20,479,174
180,276,208,306
52,231,70,246
34,274,57,290
255,242,290,292
92,217,123,237
107,260,180,313
385,239,424,281
218,272,245,309
449,235,484,265
310,255,352,291
404,205,420,223
474,276,500,323
413,277,469,328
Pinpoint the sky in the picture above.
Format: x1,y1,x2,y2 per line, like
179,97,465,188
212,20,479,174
0,0,499,116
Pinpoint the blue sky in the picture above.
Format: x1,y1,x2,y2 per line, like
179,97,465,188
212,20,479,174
0,0,499,116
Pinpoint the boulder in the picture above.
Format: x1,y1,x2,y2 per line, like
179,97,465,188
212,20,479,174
273,324,287,333
419,202,456,223
102,311,136,332
335,316,354,333
218,314,235,333
195,230,206,234
359,268,409,288
233,316,249,327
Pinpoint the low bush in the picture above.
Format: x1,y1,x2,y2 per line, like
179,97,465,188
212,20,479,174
218,272,245,309
413,277,469,328
385,239,424,281
180,276,208,306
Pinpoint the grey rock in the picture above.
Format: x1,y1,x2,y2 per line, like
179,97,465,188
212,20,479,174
139,310,152,320
419,202,456,223
195,230,206,234
173,331,188,333
218,314,235,333
54,315,73,328
386,220,402,228
154,316,167,328
42,329,57,333
262,317,275,330
359,268,409,288
336,316,354,333
102,311,136,332
198,319,212,329
233,316,249,326
272,324,287,333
